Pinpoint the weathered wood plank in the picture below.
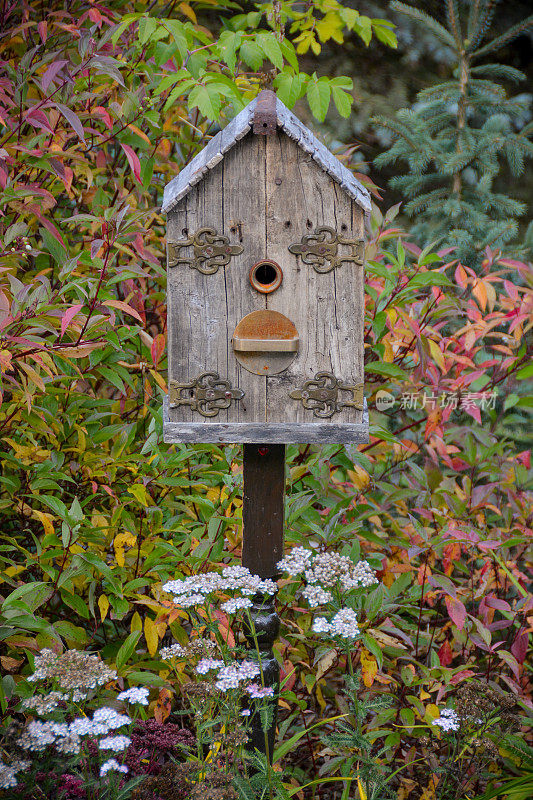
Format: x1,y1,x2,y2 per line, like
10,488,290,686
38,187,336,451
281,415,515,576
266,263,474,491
163,398,369,443
221,134,267,422
264,132,365,425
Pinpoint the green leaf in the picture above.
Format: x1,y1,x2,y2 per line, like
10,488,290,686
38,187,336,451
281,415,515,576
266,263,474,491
332,86,352,118
217,31,242,73
116,631,142,673
3,582,53,613
164,19,188,63
516,364,533,380
256,33,284,71
306,77,331,122
365,362,407,379
138,16,157,46
188,83,221,121
60,590,90,619
274,71,307,108
353,15,373,46
372,19,398,49
239,40,263,71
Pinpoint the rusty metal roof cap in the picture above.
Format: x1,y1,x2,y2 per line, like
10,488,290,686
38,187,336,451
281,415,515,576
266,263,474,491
252,90,277,135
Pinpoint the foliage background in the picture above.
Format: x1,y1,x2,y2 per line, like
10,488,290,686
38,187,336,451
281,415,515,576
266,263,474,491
0,0,532,798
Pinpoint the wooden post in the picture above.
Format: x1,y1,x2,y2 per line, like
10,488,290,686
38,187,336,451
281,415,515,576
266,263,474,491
242,443,285,760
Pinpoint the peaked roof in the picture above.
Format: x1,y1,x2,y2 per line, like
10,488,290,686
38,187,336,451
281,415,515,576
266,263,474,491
162,93,372,215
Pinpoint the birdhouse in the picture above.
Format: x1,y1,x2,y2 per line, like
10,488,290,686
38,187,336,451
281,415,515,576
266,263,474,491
162,90,370,444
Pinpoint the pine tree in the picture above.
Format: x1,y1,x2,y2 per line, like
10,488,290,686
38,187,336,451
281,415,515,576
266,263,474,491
373,0,533,267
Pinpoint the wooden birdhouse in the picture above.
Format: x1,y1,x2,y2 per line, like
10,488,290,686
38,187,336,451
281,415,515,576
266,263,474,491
162,90,370,444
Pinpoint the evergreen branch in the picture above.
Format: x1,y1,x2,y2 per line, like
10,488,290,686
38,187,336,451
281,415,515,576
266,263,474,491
467,0,483,41
470,63,526,82
445,0,462,47
467,0,500,52
372,115,423,153
390,1,457,49
472,15,533,59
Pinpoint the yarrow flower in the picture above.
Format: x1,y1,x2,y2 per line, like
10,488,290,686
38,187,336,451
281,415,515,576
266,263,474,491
220,597,253,614
100,758,129,777
117,686,150,706
159,638,217,661
162,567,277,610
159,643,188,660
99,735,132,752
21,691,65,715
312,607,360,639
196,658,225,675
301,585,333,606
246,684,274,699
215,660,260,691
93,707,131,730
278,548,378,594
28,648,117,696
0,760,30,790
432,708,460,732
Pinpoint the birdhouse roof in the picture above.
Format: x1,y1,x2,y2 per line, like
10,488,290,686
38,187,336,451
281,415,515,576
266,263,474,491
162,91,372,215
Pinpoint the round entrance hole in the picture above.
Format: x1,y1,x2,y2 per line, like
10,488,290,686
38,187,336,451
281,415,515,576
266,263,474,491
249,260,283,294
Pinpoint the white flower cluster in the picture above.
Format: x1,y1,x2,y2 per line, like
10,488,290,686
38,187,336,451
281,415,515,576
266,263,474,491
162,566,277,609
312,607,360,639
220,597,253,614
28,648,117,696
432,708,460,732
301,585,333,606
247,684,274,699
18,706,130,754
100,758,129,777
159,638,216,661
117,686,150,706
21,691,65,715
196,658,224,675
278,548,378,597
215,660,261,691
0,760,30,790
99,735,131,752
159,643,188,660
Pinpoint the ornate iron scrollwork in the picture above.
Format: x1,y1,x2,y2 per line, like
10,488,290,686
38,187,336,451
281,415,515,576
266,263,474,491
168,228,243,275
169,372,245,418
290,372,364,418
288,226,364,274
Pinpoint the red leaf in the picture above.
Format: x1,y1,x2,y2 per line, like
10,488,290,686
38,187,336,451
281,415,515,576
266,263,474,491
25,107,54,133
438,639,453,666
120,143,141,183
30,206,66,248
150,333,165,368
38,21,47,43
56,103,86,143
61,304,83,337
445,595,466,630
93,106,113,129
511,627,529,664
41,60,68,92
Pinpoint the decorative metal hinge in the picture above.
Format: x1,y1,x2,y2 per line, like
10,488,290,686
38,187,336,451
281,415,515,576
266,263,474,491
169,372,245,418
290,372,364,418
288,226,364,274
168,228,243,275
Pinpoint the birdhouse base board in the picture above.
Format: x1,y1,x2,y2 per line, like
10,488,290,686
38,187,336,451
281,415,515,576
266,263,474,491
163,400,369,444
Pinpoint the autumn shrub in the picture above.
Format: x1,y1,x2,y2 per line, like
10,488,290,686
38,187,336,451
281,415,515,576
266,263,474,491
0,1,532,799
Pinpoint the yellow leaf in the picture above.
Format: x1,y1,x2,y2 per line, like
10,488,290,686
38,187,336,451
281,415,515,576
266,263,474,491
33,510,54,537
383,338,394,362
131,611,143,633
472,279,487,311
357,775,367,800
98,594,109,620
144,616,159,657
127,124,150,143
113,531,137,566
178,2,197,22
18,361,45,391
428,339,445,370
360,647,378,688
